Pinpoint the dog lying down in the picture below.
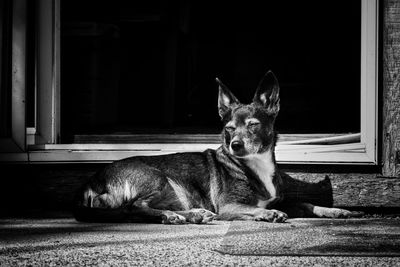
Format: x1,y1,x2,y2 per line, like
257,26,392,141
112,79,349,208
74,71,363,224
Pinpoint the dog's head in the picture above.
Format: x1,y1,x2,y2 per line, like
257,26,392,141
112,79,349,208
217,71,280,158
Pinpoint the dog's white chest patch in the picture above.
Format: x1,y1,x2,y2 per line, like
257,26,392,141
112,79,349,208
245,151,277,201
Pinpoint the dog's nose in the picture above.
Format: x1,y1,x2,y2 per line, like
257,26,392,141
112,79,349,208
231,140,244,152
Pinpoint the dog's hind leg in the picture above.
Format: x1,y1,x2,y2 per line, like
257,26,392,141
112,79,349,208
127,206,187,224
124,206,215,224
123,202,215,224
122,189,215,224
131,199,216,224
175,209,216,224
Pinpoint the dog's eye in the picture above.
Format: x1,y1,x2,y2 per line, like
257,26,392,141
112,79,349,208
225,126,236,132
248,122,260,127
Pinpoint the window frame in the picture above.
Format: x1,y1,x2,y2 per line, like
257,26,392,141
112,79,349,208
1,0,379,165
0,0,28,161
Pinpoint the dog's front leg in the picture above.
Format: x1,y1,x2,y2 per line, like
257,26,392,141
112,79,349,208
216,203,288,222
298,203,364,218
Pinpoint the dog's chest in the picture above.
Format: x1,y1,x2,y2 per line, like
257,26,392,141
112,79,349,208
245,151,277,206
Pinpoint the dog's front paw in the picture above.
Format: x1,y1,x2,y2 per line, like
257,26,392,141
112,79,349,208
185,208,216,224
254,209,288,223
161,211,186,224
317,207,364,219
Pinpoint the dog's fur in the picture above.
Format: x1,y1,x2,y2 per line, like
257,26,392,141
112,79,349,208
74,71,361,224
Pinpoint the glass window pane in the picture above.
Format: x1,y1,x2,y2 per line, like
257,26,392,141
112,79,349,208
60,0,361,142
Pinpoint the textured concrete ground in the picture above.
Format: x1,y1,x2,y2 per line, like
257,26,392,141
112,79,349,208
1,216,400,266
219,219,400,256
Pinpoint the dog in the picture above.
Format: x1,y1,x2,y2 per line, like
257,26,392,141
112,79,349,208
74,71,362,224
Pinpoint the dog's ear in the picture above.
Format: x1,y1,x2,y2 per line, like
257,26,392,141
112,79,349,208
216,78,239,118
253,70,280,115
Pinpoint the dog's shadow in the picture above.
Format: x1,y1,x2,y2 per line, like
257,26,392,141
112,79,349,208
278,173,334,217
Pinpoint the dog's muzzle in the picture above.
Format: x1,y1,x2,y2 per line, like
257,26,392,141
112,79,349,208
230,140,244,153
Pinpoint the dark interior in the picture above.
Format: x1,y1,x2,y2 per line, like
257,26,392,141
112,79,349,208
60,0,361,142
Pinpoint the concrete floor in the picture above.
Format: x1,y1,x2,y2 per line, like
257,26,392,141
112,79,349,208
1,216,400,266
